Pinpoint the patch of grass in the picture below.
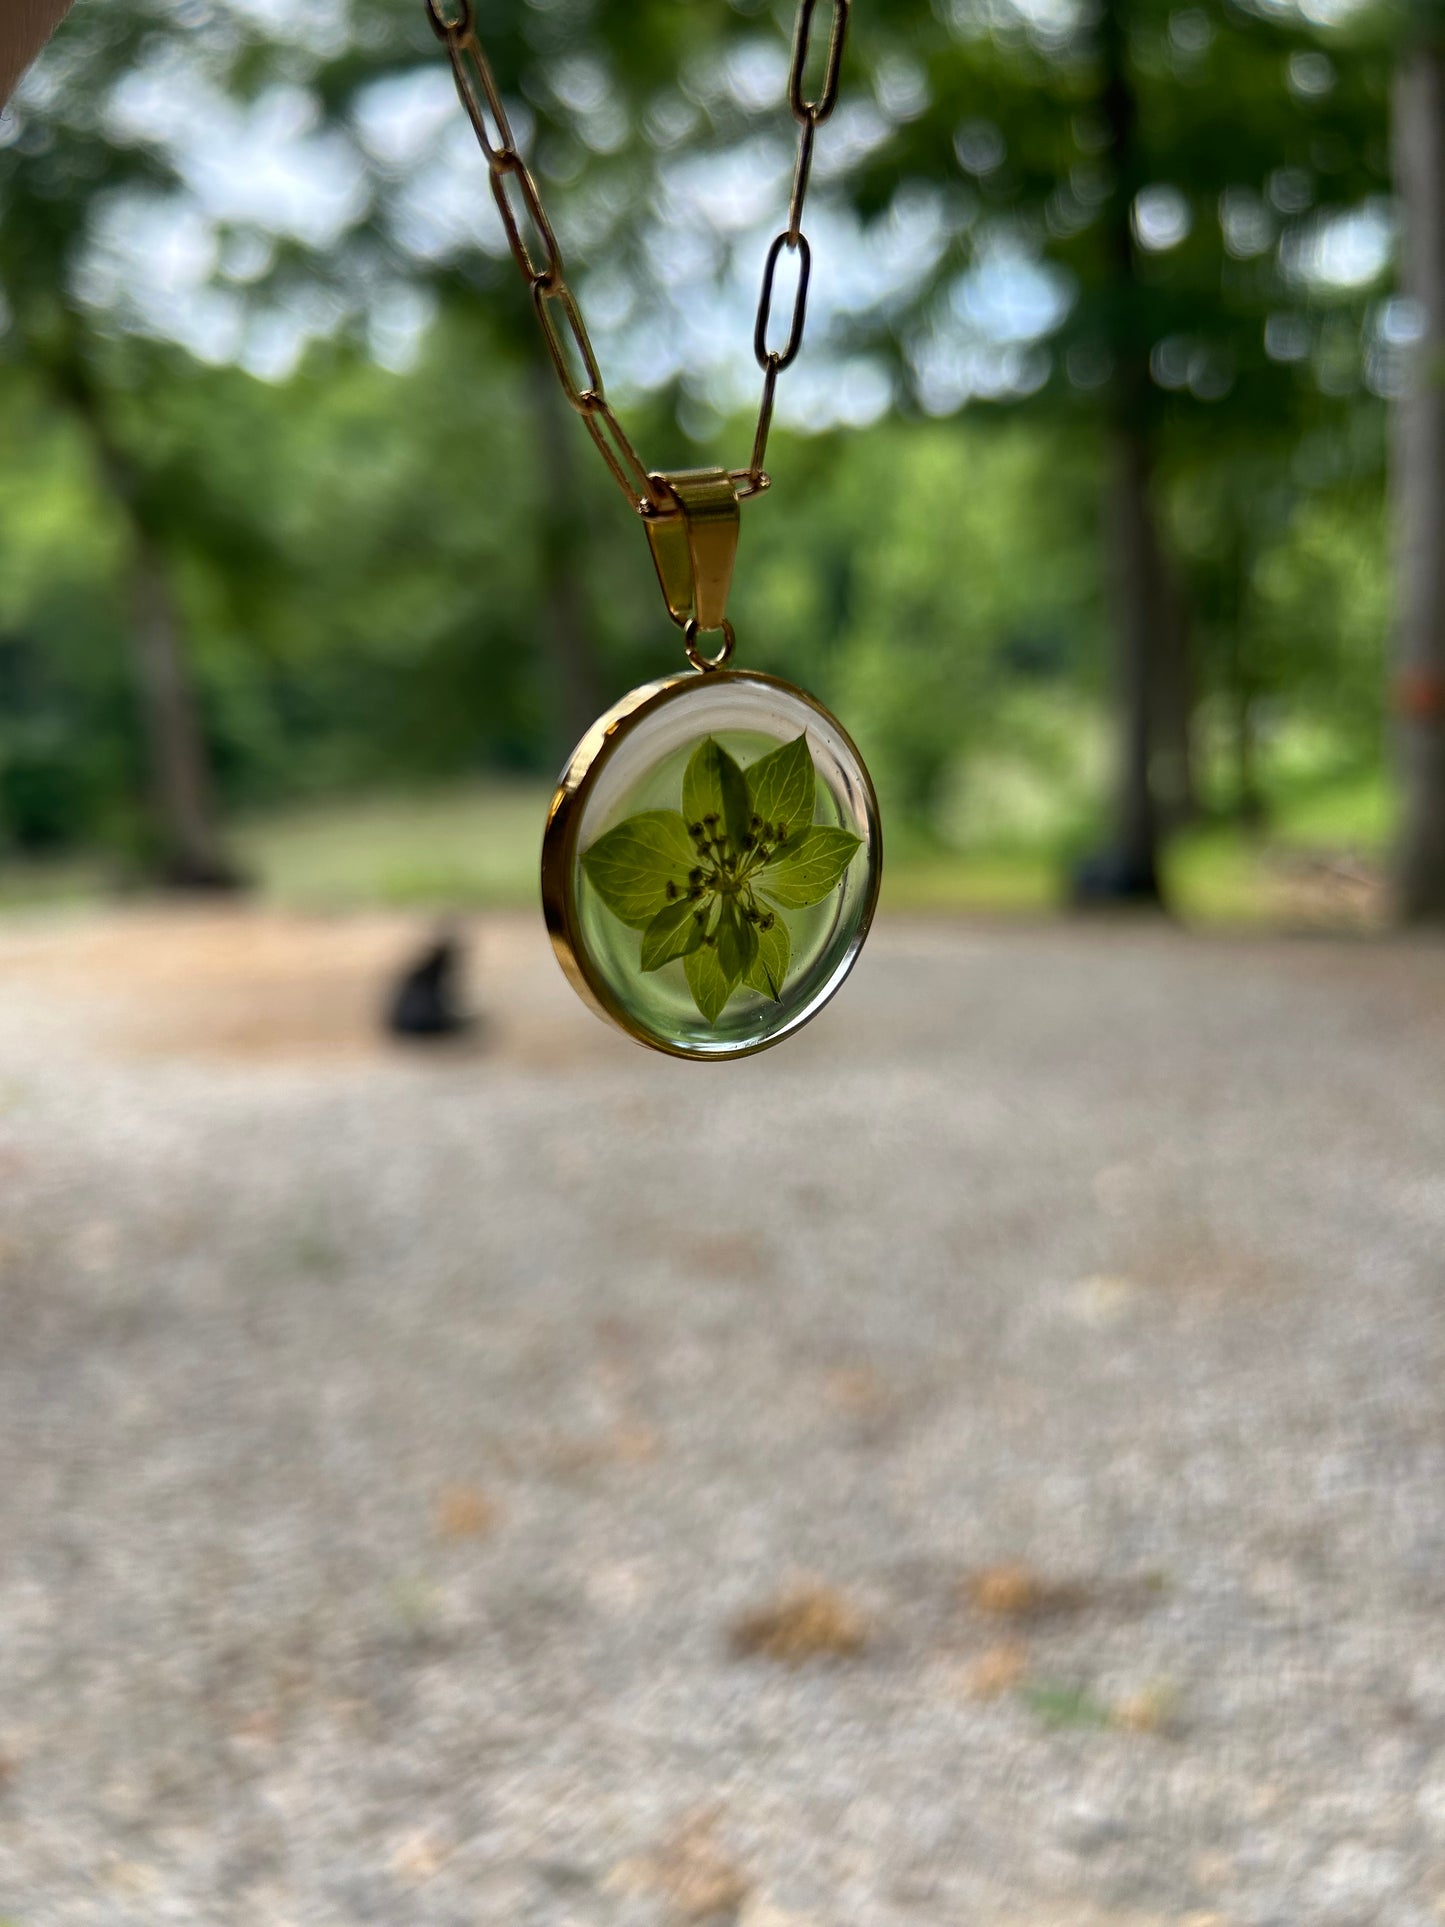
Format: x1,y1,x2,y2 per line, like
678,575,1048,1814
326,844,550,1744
0,854,108,910
235,782,548,910
884,848,1060,914
1275,765,1393,846
1166,776,1391,929
1165,830,1275,925
1020,1680,1115,1729
0,749,1399,930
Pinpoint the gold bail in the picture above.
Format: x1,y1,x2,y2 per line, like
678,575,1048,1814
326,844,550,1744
643,468,740,634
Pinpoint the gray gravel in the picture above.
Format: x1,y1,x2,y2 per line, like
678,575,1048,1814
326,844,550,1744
1,907,1443,1926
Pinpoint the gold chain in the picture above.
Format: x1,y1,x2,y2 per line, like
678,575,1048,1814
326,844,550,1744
425,0,849,519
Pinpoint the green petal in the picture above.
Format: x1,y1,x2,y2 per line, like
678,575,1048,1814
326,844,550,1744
581,810,696,928
684,940,735,1024
682,737,750,853
714,897,758,984
758,826,862,909
744,913,791,1001
639,895,707,971
745,734,814,845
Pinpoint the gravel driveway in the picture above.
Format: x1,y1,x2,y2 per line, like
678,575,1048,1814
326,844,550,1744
1,907,1442,1926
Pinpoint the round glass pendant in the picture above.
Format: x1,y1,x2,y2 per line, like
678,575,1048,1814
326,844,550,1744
542,669,881,1059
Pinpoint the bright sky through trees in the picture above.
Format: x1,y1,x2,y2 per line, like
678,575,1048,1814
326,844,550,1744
5,0,1394,414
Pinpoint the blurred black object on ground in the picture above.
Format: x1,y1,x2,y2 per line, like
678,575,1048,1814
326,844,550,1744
385,927,476,1040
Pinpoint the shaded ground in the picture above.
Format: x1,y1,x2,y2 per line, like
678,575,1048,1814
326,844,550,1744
1,906,1442,1926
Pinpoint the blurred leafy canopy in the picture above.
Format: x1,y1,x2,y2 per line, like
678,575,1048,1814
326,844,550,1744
0,0,1401,856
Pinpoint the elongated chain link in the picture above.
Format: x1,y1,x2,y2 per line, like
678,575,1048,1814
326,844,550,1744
425,0,849,516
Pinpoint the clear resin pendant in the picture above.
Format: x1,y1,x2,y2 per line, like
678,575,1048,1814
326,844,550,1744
542,670,881,1059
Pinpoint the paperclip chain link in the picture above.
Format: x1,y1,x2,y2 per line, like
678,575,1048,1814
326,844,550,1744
426,0,850,515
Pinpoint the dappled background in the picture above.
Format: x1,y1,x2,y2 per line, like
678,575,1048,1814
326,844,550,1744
0,0,1430,914
3,0,1445,1923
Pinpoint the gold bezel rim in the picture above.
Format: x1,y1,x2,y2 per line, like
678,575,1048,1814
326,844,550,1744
540,668,883,1061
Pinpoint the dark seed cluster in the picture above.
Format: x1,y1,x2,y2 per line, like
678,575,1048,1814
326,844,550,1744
673,802,793,943
750,812,789,845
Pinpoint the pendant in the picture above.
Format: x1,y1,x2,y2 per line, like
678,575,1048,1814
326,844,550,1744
543,669,880,1058
540,468,881,1060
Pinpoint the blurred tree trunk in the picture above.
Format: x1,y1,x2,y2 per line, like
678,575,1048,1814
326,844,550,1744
1392,26,1445,921
1104,426,1165,895
1083,0,1176,903
1226,526,1266,826
126,529,238,887
52,345,238,887
1153,552,1198,829
526,362,606,761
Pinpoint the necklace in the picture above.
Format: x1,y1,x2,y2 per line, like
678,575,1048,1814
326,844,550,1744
427,0,879,1060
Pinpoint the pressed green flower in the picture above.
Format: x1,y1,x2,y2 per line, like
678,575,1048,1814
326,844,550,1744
581,733,862,1023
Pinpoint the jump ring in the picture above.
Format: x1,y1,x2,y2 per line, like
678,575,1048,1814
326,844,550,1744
684,617,736,673
426,0,470,39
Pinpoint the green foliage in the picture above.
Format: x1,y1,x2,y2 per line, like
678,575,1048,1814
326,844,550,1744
1021,1680,1116,1729
0,0,1406,877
